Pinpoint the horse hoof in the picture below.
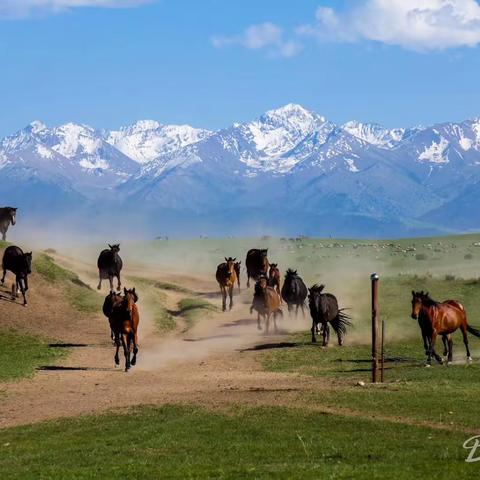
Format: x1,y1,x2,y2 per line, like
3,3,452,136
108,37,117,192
467,357,473,363
447,361,452,366
131,359,136,366
425,364,431,368
97,285,101,290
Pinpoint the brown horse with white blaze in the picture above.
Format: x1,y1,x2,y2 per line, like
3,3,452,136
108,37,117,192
104,288,140,372
216,257,237,311
411,291,480,365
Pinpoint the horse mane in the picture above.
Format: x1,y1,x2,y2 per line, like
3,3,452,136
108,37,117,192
422,294,439,307
415,291,439,307
310,283,325,293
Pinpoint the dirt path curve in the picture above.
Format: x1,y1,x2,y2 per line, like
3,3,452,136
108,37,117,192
1,254,473,435
0,254,317,429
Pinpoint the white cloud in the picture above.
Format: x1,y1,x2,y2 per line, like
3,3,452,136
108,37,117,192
0,0,153,18
212,22,302,58
298,0,480,51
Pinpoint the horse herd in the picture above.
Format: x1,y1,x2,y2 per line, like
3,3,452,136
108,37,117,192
0,206,479,371
215,249,352,344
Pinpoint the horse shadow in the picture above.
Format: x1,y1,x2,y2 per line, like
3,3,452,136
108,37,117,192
240,342,300,352
221,318,258,328
37,365,113,372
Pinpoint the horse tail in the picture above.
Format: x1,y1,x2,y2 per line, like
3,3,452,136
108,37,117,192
330,309,352,337
467,324,480,338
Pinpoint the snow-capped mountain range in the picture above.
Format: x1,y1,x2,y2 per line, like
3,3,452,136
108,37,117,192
2,103,480,237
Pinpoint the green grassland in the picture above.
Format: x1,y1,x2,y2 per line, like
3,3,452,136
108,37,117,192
2,234,480,478
0,404,473,480
177,297,218,330
129,277,216,332
0,330,67,383
33,253,102,313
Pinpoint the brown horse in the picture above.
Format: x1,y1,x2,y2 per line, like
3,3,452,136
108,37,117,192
216,257,237,311
104,288,140,372
246,249,269,288
268,263,281,300
234,261,241,291
250,276,282,334
411,291,480,365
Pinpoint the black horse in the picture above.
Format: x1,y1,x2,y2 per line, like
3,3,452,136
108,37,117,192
246,248,269,288
308,284,352,346
281,269,308,316
0,207,17,241
1,245,32,306
97,244,123,292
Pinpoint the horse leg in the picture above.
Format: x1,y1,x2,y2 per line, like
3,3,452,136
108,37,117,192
247,274,250,288
130,333,138,366
1,269,5,284
322,323,328,347
220,286,226,312
301,304,306,317
257,313,262,331
131,331,138,366
228,284,233,310
11,280,16,300
447,336,453,365
116,273,121,292
20,278,27,306
265,313,270,335
461,325,472,362
2,231,5,241
273,312,278,333
109,276,114,293
442,335,448,358
97,272,102,290
114,334,120,366
427,331,440,366
121,333,130,372
311,320,317,343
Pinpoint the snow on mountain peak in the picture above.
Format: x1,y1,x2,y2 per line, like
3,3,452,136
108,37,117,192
28,120,47,134
107,121,212,164
50,123,101,158
238,103,331,162
342,121,406,148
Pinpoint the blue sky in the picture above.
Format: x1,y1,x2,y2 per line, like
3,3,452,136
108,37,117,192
1,0,480,136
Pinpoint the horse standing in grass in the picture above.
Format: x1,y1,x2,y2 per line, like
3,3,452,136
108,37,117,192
216,257,237,311
281,269,307,316
97,244,123,292
308,284,352,346
103,288,139,372
411,290,452,364
411,291,480,365
1,245,32,306
250,276,282,334
234,261,242,291
268,263,281,299
0,207,17,241
246,249,269,288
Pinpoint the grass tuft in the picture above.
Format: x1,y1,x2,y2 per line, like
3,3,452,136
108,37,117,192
0,330,68,382
33,254,101,313
177,297,217,330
